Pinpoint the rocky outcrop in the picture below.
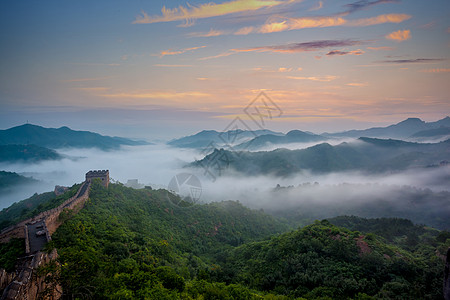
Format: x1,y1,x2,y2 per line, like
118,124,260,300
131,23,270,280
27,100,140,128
1,249,61,300
0,269,14,295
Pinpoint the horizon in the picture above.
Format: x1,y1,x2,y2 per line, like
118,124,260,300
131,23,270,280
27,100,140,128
1,115,449,142
1,0,449,139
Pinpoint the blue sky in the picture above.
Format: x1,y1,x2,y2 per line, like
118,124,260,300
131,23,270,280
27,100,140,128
0,0,449,139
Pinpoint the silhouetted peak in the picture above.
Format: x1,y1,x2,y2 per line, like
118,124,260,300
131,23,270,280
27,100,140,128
286,130,309,137
396,118,424,126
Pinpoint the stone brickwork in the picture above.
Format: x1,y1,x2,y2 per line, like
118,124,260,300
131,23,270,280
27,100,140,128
0,249,61,300
85,170,109,188
0,179,91,300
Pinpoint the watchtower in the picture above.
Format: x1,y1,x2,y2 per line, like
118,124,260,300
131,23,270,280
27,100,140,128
86,170,109,188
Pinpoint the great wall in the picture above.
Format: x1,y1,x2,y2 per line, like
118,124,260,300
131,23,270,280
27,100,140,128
1,169,450,299
0,170,109,300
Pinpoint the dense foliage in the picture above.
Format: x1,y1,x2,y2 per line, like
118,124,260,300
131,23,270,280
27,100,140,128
0,238,24,272
0,184,80,230
0,144,62,162
46,182,288,298
218,220,448,299
33,182,447,299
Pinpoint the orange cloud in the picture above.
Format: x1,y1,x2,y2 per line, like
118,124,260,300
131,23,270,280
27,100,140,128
157,46,206,57
188,29,227,37
100,91,211,99
421,68,450,73
238,13,410,35
259,16,346,33
367,46,395,51
278,67,293,72
259,21,290,33
133,0,286,26
349,14,411,26
346,82,368,87
287,75,338,82
234,26,255,35
385,29,411,42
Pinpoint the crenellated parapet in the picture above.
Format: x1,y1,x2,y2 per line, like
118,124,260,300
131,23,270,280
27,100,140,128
85,170,109,188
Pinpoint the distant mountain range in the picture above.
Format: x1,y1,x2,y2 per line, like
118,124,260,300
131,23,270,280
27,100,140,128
0,144,62,162
0,171,39,193
235,130,326,150
167,129,283,149
191,137,450,176
324,117,450,139
0,124,149,150
170,117,450,151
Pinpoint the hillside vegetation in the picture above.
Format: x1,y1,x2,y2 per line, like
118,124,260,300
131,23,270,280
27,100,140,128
29,182,448,299
0,144,62,162
0,124,147,150
0,184,80,230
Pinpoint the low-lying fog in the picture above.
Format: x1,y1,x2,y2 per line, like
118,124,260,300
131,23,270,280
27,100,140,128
1,142,449,213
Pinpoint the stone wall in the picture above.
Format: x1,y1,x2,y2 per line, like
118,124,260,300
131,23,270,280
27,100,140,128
1,249,62,300
0,181,90,300
0,181,89,244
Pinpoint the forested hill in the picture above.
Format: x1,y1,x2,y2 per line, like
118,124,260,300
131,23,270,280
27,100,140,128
0,144,62,162
0,124,148,150
191,138,450,176
219,220,448,299
20,182,446,299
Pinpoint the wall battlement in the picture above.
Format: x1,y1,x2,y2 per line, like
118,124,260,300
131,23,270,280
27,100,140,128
85,170,109,188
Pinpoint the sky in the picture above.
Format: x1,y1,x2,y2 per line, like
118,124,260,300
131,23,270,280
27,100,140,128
0,0,449,140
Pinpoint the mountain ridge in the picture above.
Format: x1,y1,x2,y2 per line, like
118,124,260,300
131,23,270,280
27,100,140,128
0,124,149,150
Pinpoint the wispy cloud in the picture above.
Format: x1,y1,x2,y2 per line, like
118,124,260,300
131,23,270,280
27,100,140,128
188,29,227,37
344,0,400,14
367,46,395,50
133,0,287,26
378,58,445,64
349,14,411,26
154,64,193,67
199,39,362,60
157,46,206,57
309,1,323,11
233,39,362,54
238,13,410,35
326,49,365,56
100,91,211,99
259,16,347,33
421,68,450,73
234,26,255,35
198,51,237,60
287,75,339,82
346,82,369,87
385,29,411,41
